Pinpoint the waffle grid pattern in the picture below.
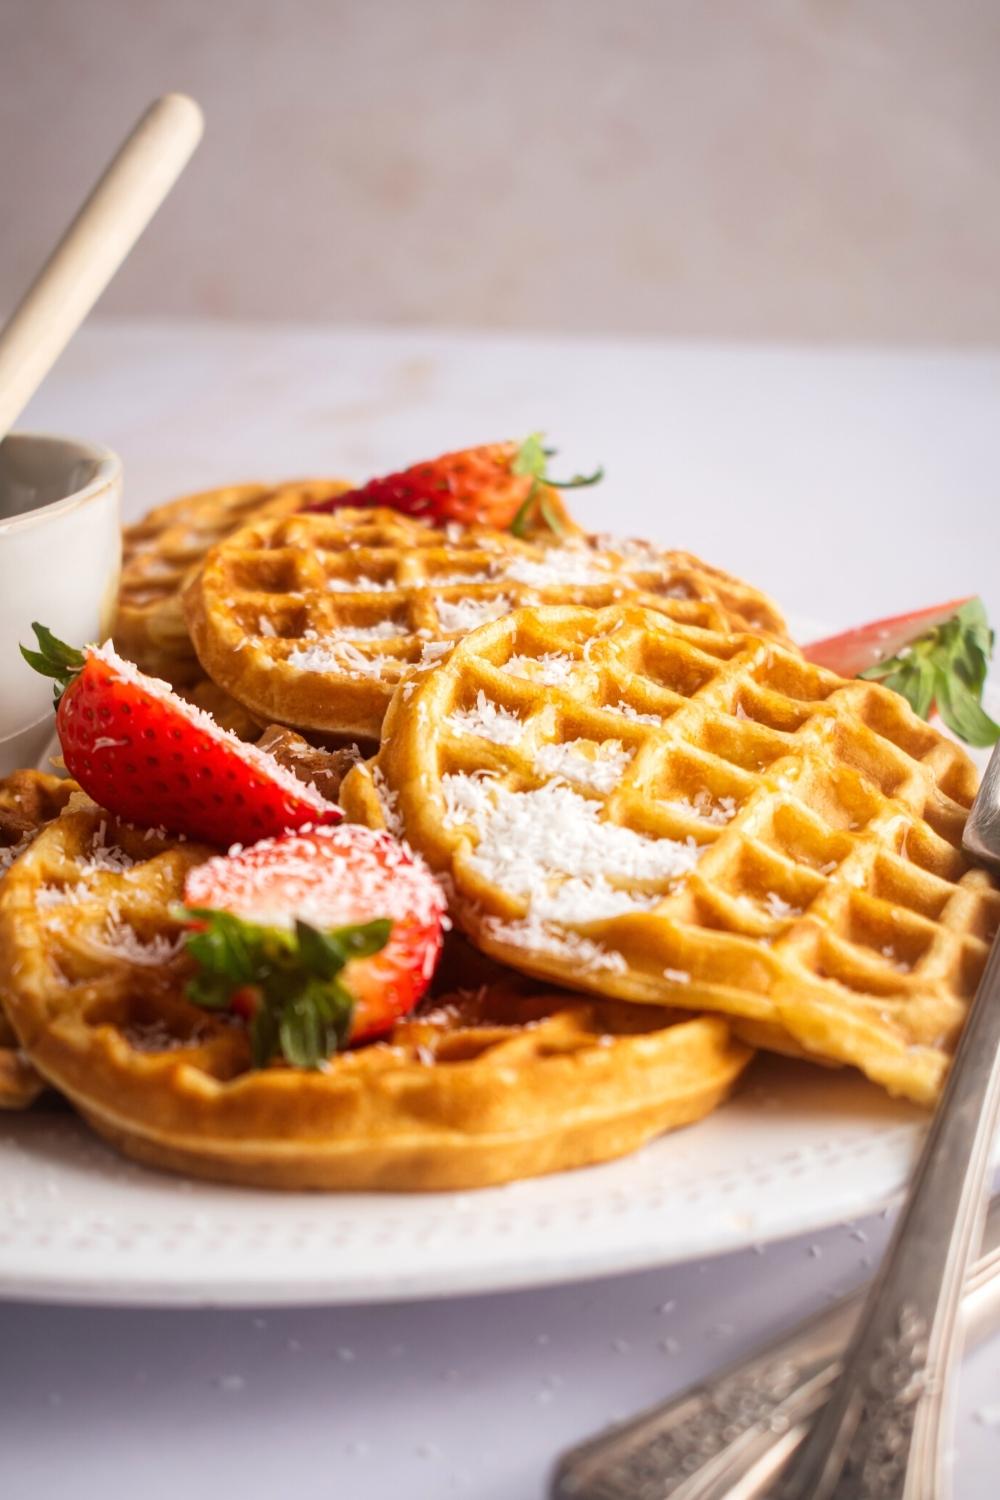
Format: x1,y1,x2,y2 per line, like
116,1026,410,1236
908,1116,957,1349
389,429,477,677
0,807,748,1189
113,478,352,684
357,604,1000,1103
185,508,789,738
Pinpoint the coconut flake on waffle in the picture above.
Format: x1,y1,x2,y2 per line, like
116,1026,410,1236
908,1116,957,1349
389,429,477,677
318,620,406,642
448,692,525,747
501,547,612,589
420,639,452,664
326,574,394,593
87,642,335,816
534,740,632,794
441,774,699,928
592,533,663,564
286,638,400,679
483,914,629,974
434,595,511,633
663,790,737,826
371,766,404,839
84,820,136,874
95,915,186,966
761,891,801,920
505,652,577,686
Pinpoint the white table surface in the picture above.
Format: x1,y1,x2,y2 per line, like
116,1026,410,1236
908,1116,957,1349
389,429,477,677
5,320,1000,1498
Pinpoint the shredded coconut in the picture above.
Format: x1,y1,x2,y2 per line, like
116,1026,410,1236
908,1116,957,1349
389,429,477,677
505,652,576,686
663,967,690,984
318,620,405,642
448,692,524,747
287,639,399,678
258,617,278,638
371,766,404,839
326,574,393,592
762,891,800,920
420,639,452,664
610,700,661,725
441,774,699,929
534,740,632,794
96,918,185,966
434,595,510,633
665,790,737,826
483,915,628,974
85,823,135,874
501,547,612,589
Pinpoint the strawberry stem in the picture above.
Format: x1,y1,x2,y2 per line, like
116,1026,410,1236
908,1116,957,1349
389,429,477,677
20,623,86,706
182,907,392,1068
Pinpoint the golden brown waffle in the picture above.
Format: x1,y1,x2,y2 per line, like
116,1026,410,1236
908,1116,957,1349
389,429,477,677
340,603,1000,1106
0,802,750,1190
113,478,352,685
184,508,789,740
0,771,78,1108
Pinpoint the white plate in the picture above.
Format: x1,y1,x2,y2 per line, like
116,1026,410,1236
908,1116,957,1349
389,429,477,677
0,626,995,1307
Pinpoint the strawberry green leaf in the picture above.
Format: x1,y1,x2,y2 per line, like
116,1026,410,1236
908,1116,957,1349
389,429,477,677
20,622,86,706
858,596,999,747
511,432,548,481
934,671,1000,749
182,907,392,1068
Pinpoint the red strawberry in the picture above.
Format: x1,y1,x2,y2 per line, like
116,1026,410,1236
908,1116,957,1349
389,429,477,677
183,823,446,1064
803,598,976,678
21,625,342,845
803,596,999,748
305,433,602,533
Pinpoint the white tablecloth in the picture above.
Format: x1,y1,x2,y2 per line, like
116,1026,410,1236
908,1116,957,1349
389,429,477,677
5,322,1000,1498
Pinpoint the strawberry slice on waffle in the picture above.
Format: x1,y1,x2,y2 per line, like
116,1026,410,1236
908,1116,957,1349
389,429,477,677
183,824,447,1065
21,625,342,845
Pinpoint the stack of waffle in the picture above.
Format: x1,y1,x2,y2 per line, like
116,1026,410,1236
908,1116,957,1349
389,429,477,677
0,475,994,1192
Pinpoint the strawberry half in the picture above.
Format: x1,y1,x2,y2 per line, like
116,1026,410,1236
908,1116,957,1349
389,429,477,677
803,596,999,748
183,824,446,1065
304,433,602,533
21,625,342,845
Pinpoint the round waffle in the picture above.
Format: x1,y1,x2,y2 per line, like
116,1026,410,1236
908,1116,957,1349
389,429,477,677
340,603,1000,1106
184,508,789,740
0,771,78,1108
113,478,353,685
0,802,750,1190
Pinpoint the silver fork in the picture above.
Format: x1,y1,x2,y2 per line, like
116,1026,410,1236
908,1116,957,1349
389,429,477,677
551,1194,1000,1500
553,742,1000,1500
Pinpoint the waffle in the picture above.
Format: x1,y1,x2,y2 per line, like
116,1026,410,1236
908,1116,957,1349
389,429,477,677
0,771,78,1108
0,802,750,1190
184,508,789,740
340,603,1000,1105
113,478,352,685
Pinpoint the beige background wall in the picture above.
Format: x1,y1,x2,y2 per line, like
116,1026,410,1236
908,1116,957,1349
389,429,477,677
2,0,999,342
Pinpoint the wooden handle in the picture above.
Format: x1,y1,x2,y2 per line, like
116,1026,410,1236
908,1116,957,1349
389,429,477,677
0,93,203,440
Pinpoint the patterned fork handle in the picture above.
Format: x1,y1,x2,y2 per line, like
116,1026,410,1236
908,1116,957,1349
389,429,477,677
551,1198,1000,1500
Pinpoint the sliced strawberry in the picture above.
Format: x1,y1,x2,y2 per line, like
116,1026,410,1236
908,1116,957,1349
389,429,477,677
183,824,446,1064
803,598,975,678
803,596,999,748
304,433,602,533
21,625,342,845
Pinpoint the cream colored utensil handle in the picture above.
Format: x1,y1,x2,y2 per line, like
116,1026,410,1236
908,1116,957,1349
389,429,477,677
0,92,203,439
